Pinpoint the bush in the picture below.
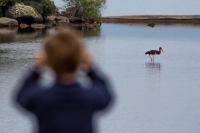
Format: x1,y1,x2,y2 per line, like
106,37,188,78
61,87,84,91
16,0,56,18
63,0,106,22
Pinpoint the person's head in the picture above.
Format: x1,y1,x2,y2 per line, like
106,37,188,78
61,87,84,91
44,30,82,76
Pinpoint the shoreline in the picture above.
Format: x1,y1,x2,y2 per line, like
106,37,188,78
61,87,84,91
101,15,200,24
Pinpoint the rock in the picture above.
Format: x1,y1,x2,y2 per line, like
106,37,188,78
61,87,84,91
92,22,100,28
20,23,29,28
0,17,18,27
31,23,45,29
8,3,43,25
54,16,69,23
69,17,82,24
45,16,69,26
147,23,155,27
44,16,55,26
57,20,69,24
47,15,57,22
83,22,101,29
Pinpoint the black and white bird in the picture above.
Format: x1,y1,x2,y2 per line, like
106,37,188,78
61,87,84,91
145,47,164,61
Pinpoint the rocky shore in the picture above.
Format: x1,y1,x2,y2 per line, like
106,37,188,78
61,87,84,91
0,3,101,29
101,15,200,24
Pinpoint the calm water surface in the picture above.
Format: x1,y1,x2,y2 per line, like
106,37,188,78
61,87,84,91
1,24,200,133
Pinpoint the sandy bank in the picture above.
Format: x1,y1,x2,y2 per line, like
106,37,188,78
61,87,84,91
101,15,200,23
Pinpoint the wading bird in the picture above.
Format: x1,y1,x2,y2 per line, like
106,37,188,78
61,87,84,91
145,47,164,61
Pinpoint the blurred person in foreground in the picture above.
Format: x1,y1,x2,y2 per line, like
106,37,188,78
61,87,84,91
15,30,113,133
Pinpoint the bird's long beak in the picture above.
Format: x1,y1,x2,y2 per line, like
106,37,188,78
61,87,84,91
162,49,164,53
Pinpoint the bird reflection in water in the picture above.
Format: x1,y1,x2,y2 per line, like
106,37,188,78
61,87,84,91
145,62,161,69
145,62,162,80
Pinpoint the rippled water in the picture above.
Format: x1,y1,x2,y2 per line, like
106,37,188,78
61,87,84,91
1,24,200,133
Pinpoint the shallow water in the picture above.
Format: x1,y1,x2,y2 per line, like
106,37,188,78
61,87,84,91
1,24,200,133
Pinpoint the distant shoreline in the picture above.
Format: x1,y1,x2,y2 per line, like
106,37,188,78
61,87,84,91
101,15,200,24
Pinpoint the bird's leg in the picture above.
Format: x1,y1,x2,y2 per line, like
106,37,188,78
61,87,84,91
153,55,154,62
149,55,152,61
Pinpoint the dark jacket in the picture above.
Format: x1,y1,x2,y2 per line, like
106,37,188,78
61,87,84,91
16,68,112,133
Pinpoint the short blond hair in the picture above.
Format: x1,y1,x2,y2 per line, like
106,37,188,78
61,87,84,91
44,30,82,75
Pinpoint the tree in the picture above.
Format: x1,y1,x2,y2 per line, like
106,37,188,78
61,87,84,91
41,0,56,18
0,0,15,17
62,0,106,22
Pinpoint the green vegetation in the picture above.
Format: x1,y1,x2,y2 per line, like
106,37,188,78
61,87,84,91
16,0,56,18
62,0,106,22
0,0,15,17
0,0,56,18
